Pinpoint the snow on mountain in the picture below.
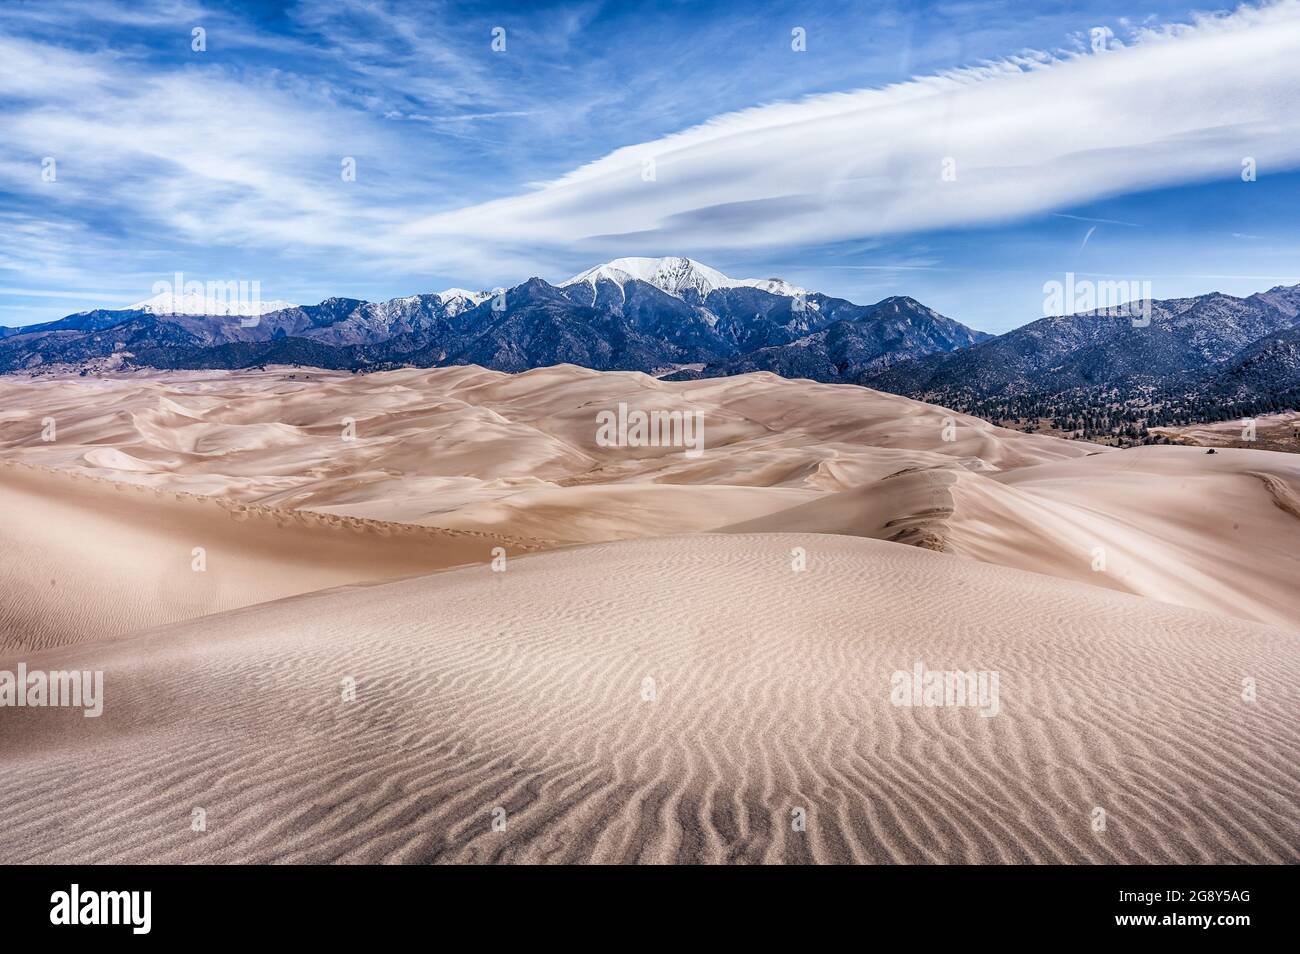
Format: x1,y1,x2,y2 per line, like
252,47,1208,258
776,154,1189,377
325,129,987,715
434,288,491,315
436,288,490,303
126,291,297,317
736,277,807,297
560,256,805,300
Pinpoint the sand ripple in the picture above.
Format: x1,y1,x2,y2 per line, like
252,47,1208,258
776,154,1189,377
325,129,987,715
1,534,1295,864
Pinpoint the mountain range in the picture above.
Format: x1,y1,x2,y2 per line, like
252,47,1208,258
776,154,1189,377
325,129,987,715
855,284,1300,436
0,257,988,377
3,255,1297,438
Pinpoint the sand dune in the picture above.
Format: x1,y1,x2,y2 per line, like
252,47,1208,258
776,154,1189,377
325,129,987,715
2,366,1298,866
2,365,1297,631
725,446,1300,629
0,459,546,653
0,365,1092,513
1,534,1295,864
958,445,1300,630
720,465,959,550
424,482,821,544
3,366,1298,630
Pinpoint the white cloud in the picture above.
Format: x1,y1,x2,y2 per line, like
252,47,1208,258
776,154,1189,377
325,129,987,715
0,35,417,272
4,0,1300,309
0,0,596,291
402,0,1300,258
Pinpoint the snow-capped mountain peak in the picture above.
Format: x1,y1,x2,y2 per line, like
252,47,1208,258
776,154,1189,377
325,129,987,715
432,287,491,317
560,256,805,300
561,257,733,297
127,291,297,318
435,288,490,304
738,277,807,297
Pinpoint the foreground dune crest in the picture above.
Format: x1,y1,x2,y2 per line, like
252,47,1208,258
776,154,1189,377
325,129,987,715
1,534,1296,864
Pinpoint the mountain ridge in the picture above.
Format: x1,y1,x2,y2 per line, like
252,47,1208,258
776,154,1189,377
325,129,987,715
3,258,1298,445
0,258,988,379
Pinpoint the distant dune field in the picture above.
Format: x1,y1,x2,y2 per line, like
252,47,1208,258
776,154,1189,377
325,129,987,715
2,365,1297,628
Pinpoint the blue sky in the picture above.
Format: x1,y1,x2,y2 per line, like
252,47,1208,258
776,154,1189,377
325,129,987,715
2,0,1300,332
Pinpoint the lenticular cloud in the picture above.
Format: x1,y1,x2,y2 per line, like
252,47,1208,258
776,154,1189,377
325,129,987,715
408,1,1300,254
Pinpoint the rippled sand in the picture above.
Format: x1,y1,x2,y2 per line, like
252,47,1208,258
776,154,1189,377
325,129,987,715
1,535,1296,864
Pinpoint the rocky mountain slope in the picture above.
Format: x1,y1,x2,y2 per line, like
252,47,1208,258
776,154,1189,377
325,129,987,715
0,257,986,376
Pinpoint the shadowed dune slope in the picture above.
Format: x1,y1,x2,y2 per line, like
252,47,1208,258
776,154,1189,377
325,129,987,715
721,445,1300,630
0,460,546,653
1,534,1296,864
965,445,1300,630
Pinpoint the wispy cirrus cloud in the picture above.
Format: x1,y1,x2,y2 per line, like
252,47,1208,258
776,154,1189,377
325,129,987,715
406,1,1300,263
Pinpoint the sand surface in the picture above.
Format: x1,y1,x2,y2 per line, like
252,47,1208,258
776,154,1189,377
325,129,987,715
1,366,1297,864
10,365,1300,631
724,444,1300,629
1,534,1295,864
3,365,1297,629
0,459,545,653
1151,411,1300,453
0,365,1091,532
